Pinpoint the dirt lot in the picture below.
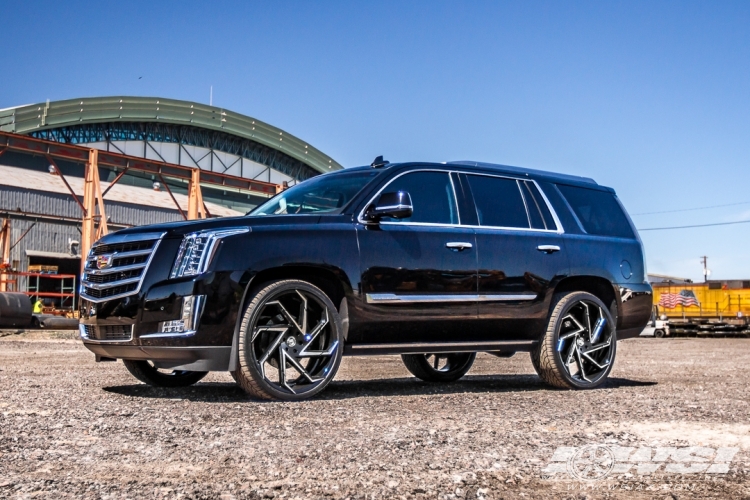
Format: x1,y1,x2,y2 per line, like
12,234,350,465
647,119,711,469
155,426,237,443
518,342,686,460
1,331,749,500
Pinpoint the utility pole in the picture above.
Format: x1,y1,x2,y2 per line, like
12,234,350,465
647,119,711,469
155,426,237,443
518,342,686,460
701,256,709,283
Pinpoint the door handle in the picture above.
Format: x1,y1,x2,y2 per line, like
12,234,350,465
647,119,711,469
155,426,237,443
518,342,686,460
446,242,473,251
536,245,561,254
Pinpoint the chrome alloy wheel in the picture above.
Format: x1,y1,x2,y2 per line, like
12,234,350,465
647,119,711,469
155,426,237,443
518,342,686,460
248,288,339,396
556,300,614,384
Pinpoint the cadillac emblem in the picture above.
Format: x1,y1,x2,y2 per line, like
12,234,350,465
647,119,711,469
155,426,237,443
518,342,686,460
96,254,113,270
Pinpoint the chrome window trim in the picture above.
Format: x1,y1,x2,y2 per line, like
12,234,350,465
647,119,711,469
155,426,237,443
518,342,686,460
366,293,537,304
357,168,565,234
462,171,564,234
521,181,549,230
80,234,165,304
79,324,134,343
357,169,462,227
517,179,533,228
448,172,461,225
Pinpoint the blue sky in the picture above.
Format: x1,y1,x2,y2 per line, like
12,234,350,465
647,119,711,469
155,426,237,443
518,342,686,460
1,1,749,281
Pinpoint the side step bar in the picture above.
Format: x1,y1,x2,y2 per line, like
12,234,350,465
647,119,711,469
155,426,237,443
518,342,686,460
344,340,537,356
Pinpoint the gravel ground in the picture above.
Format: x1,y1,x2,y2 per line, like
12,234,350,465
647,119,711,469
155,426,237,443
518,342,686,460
1,331,749,499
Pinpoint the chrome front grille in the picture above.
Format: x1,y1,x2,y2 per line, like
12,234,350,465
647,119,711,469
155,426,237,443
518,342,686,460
80,324,133,342
80,232,164,303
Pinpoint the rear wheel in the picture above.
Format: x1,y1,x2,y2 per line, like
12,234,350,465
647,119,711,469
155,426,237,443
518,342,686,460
654,329,666,338
122,360,208,387
401,352,476,382
232,280,344,401
531,292,616,389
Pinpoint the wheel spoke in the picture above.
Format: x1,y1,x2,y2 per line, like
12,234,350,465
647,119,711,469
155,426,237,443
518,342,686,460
433,355,440,369
258,330,287,365
574,345,590,382
582,302,592,339
278,347,296,394
251,325,289,343
296,290,309,334
581,350,610,370
283,351,323,384
559,314,585,340
269,300,304,334
297,310,329,355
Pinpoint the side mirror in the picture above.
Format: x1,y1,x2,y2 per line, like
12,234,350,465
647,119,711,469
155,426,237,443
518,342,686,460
367,191,413,221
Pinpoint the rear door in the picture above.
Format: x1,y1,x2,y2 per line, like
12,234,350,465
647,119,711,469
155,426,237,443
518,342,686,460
354,170,478,344
461,172,569,341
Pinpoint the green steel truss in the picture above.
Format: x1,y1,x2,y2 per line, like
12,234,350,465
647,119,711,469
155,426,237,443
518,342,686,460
0,96,342,180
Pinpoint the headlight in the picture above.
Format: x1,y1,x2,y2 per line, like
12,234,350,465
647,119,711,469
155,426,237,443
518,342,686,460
170,228,249,279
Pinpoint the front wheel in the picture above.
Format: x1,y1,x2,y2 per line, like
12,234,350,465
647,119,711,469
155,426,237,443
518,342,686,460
654,329,666,338
401,352,476,382
232,280,344,401
531,292,616,389
122,360,208,387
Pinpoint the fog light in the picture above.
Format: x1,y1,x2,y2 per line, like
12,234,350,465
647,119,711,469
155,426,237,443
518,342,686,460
158,295,205,335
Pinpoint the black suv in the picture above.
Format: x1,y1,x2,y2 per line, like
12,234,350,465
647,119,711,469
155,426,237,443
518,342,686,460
80,160,652,400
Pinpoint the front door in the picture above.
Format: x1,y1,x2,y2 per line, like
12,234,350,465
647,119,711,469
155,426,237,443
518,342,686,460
460,173,569,341
354,170,478,344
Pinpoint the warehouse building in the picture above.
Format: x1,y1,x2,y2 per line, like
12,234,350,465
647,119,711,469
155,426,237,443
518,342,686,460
0,96,341,310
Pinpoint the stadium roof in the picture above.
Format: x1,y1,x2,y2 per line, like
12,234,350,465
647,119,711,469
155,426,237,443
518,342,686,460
0,96,342,177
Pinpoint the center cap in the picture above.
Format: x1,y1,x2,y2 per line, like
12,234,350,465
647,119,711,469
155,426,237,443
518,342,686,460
286,337,297,347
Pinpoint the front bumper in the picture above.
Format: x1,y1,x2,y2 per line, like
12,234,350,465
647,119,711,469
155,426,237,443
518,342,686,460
83,340,231,371
79,270,247,371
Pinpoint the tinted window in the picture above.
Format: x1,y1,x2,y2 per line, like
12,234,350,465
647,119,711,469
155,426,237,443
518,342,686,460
522,181,557,231
467,175,529,228
556,184,634,238
380,171,458,224
251,170,380,215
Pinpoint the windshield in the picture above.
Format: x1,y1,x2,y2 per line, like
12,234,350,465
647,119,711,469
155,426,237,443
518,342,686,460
249,169,381,216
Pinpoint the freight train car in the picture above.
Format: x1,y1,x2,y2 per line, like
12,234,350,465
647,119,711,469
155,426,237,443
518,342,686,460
651,280,750,336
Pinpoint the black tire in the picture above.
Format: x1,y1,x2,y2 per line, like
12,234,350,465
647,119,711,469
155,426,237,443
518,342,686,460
530,291,616,389
654,329,666,338
122,359,208,387
232,279,344,401
401,352,476,382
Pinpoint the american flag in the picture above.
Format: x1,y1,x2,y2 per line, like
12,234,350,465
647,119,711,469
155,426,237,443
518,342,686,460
658,290,700,309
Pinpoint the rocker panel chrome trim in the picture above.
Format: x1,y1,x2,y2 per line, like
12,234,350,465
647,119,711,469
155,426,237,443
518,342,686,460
365,293,537,304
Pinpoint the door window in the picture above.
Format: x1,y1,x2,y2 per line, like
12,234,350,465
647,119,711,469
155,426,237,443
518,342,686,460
521,181,558,231
380,171,459,224
466,175,529,229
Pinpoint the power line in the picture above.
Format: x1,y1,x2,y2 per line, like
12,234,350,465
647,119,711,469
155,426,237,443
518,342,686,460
632,201,750,216
638,219,750,231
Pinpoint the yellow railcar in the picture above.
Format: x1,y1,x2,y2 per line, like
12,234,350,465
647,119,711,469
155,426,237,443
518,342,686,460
652,281,750,319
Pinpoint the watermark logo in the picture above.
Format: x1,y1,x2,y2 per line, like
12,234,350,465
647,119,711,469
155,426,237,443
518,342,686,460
543,445,739,480
568,445,615,481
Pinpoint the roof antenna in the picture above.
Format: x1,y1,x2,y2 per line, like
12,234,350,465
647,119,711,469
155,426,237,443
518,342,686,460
371,155,389,168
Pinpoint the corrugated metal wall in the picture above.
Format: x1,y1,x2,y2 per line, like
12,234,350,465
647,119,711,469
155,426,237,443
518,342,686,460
0,185,184,290
0,186,183,226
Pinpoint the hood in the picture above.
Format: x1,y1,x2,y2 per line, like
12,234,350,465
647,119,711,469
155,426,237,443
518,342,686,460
97,214,327,242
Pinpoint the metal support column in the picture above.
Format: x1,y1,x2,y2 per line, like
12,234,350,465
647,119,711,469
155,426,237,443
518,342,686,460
187,168,205,220
0,219,10,292
81,149,108,272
